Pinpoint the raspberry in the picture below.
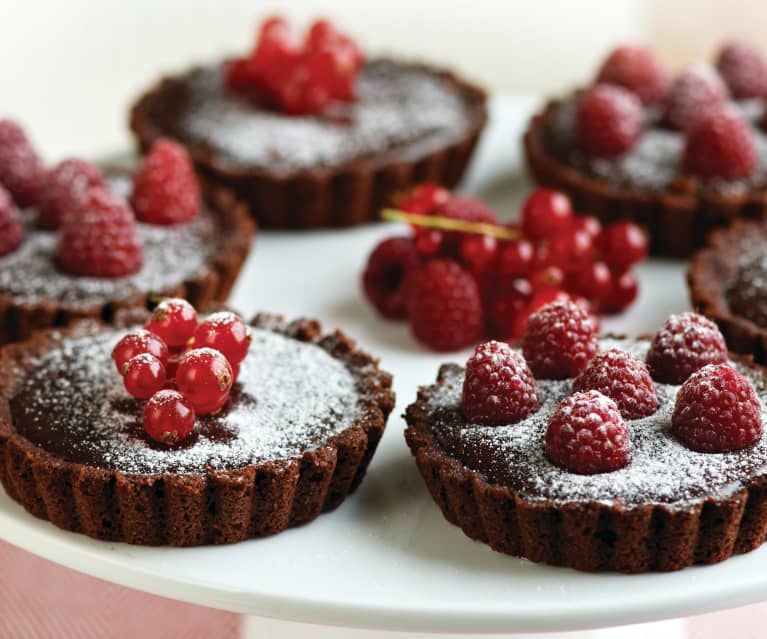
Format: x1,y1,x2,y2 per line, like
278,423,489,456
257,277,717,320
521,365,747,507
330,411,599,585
595,45,669,104
672,364,762,453
0,185,23,257
600,221,648,271
0,119,46,207
143,390,196,446
176,347,233,415
38,158,106,230
522,300,598,379
144,298,198,348
362,237,419,319
573,348,658,419
716,40,767,99
192,312,252,365
112,329,170,374
131,138,200,225
646,312,728,385
461,341,539,425
123,354,167,399
408,259,483,351
662,64,729,132
545,390,632,475
682,106,757,180
576,84,644,157
56,187,143,278
520,189,573,241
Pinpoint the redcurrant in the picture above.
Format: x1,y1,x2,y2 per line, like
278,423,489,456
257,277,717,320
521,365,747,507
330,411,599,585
176,348,233,415
145,298,198,348
143,390,196,446
414,229,443,257
123,354,167,399
398,183,449,215
521,189,573,241
460,234,498,272
600,221,648,271
112,329,169,374
568,261,613,303
192,312,252,366
496,239,534,276
603,270,639,312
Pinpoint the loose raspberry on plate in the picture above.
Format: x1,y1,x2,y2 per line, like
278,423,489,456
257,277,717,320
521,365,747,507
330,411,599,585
545,390,632,474
0,185,24,257
131,138,200,225
646,312,728,385
408,259,483,351
0,119,46,207
595,45,669,105
362,236,420,319
461,340,539,425
682,106,757,180
716,40,767,99
56,186,143,278
576,84,644,158
522,299,598,379
38,158,106,230
143,389,196,446
144,298,198,348
520,189,573,242
662,64,729,132
573,348,658,419
672,364,762,453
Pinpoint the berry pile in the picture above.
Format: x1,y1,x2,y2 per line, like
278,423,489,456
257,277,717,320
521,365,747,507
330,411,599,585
579,40,767,181
112,300,252,445
460,303,763,475
362,185,647,351
226,16,364,115
0,119,201,277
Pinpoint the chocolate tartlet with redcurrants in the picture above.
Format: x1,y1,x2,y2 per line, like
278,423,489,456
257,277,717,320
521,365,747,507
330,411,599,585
689,218,767,365
524,41,767,257
130,17,487,229
363,185,647,352
0,301,394,545
0,122,254,345
406,302,767,573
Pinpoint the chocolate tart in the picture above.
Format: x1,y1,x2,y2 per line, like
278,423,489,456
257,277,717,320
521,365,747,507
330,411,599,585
688,218,767,364
0,314,394,545
130,59,487,229
0,171,254,345
524,97,767,258
405,337,767,573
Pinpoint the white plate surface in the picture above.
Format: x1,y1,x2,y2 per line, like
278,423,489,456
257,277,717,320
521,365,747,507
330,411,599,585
2,97,764,634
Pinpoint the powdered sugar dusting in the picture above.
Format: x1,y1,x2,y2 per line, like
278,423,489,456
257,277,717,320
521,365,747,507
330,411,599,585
11,328,360,474
178,60,473,171
425,339,767,507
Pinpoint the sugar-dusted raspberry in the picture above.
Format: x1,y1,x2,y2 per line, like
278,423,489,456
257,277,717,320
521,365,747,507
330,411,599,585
0,185,23,257
672,364,762,453
522,300,598,379
576,84,644,157
646,312,728,385
143,390,196,446
682,106,757,180
716,40,767,99
546,390,632,475
37,158,106,230
461,341,539,425
362,236,420,319
0,119,46,207
595,45,669,104
408,259,483,351
131,138,200,225
662,64,729,132
56,187,143,277
573,348,658,419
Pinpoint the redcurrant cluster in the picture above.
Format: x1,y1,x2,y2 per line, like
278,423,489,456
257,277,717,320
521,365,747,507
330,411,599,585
112,299,252,445
226,17,364,115
362,185,648,352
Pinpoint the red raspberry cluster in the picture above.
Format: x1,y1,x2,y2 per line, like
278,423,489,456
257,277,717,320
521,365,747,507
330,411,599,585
112,300,252,446
0,119,201,276
461,304,762,475
578,40,767,180
362,185,647,352
226,17,364,115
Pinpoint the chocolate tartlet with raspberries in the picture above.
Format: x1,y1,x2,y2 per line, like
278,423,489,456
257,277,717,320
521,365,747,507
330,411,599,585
405,301,767,573
0,123,254,345
0,309,394,545
524,41,767,257
130,17,487,229
689,218,767,365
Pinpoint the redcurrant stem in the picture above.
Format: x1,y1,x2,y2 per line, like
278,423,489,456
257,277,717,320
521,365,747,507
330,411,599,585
380,208,522,241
